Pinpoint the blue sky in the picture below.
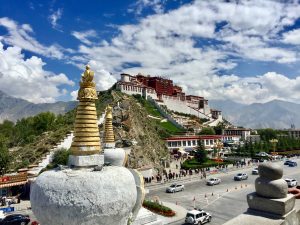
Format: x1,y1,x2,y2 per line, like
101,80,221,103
0,0,300,104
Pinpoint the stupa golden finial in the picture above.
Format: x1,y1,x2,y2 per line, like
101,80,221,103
70,65,101,156
104,105,115,147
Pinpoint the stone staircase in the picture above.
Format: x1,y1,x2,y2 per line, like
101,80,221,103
28,111,107,176
132,207,162,225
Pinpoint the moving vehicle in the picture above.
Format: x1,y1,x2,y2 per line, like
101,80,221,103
234,173,248,181
0,214,30,225
206,178,221,186
284,160,292,165
288,161,297,167
285,178,298,187
185,209,212,224
166,184,184,193
252,168,259,175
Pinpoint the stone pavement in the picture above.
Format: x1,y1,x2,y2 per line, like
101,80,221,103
157,201,187,225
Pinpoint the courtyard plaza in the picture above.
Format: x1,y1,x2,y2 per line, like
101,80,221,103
147,157,300,225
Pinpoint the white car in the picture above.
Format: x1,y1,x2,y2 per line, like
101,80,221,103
285,178,298,187
166,184,184,193
206,178,221,186
234,173,248,181
252,168,259,175
185,209,212,224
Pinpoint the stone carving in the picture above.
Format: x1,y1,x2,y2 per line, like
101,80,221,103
78,87,97,100
81,65,94,83
255,162,287,199
247,162,295,216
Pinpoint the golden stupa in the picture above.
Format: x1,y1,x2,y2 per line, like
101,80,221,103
104,105,115,145
70,65,101,155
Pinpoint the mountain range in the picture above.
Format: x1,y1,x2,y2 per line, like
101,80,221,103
0,90,77,122
209,99,300,129
1,89,299,129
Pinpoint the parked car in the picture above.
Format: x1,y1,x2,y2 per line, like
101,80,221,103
252,168,259,175
185,209,212,224
285,178,298,187
256,152,269,157
166,184,184,193
234,173,248,181
289,161,298,167
284,160,292,165
0,214,30,225
206,178,221,186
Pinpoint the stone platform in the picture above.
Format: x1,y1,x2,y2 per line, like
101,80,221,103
68,154,104,167
247,193,295,216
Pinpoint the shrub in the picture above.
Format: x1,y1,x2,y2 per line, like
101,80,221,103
181,158,233,169
52,148,70,166
143,200,175,217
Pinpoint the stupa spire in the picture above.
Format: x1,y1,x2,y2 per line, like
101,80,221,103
104,105,115,148
70,65,101,156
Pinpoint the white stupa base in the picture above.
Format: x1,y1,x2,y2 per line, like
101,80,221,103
30,166,137,225
68,154,104,167
104,142,116,148
104,148,126,166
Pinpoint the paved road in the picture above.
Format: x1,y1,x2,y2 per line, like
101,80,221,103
147,158,300,225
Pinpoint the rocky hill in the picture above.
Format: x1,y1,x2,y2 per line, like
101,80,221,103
0,90,77,122
99,91,170,170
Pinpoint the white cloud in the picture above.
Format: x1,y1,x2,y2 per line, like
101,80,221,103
49,8,63,30
88,60,117,91
203,72,300,104
128,0,165,15
71,0,300,104
71,30,97,45
0,42,74,103
70,90,78,101
282,29,300,45
0,17,65,59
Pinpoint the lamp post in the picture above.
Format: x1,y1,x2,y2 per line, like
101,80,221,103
269,139,278,155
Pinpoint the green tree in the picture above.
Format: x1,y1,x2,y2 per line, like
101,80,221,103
33,112,56,133
0,135,10,175
195,141,208,164
257,129,277,141
199,127,215,135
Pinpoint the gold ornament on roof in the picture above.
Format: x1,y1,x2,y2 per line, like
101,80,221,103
104,105,115,144
70,65,101,156
78,65,97,100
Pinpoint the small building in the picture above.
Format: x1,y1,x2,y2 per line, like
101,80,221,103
246,135,261,143
165,134,240,152
0,172,28,197
222,128,251,140
288,129,300,139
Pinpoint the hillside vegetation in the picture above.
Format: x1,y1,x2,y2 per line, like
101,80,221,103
0,89,170,173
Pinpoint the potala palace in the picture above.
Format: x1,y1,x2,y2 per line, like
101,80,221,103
116,73,223,127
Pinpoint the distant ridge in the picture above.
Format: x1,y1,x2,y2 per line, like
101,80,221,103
209,99,300,129
0,90,77,122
